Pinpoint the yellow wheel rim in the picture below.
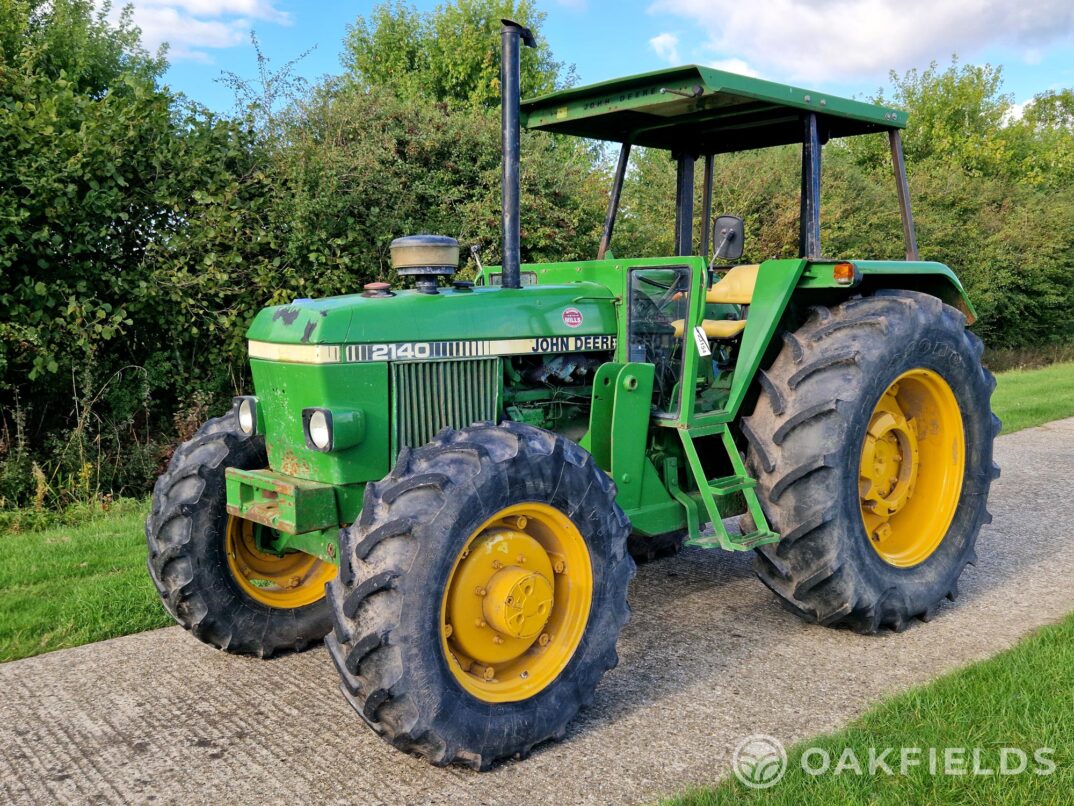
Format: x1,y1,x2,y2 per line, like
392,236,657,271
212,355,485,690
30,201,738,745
440,503,593,703
859,369,965,567
224,516,336,608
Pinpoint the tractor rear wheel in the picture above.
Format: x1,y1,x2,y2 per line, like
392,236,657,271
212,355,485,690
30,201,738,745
146,413,335,656
742,290,999,633
325,422,633,769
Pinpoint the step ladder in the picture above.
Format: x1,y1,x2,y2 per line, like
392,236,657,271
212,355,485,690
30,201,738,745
665,422,779,551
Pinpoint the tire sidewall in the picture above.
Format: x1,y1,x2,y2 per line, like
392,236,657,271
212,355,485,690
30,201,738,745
149,415,332,652
183,432,280,614
834,316,992,609
393,436,629,750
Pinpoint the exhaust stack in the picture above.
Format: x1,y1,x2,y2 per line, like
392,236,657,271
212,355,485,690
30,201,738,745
500,19,535,290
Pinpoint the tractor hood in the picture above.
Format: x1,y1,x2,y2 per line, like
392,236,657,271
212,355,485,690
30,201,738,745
246,281,619,358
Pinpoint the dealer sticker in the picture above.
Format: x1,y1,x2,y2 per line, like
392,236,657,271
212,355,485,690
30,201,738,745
693,326,712,357
562,307,583,328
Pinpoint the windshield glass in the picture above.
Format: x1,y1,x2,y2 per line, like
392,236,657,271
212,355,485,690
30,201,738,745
628,266,691,417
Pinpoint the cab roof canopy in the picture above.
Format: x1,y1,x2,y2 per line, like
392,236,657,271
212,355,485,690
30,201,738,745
521,65,906,153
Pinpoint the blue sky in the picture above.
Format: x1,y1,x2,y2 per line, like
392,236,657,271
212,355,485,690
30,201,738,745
106,1,1074,115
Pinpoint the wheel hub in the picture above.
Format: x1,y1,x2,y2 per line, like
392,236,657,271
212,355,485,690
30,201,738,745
483,565,554,639
444,528,556,667
440,503,593,703
224,516,336,608
860,385,920,518
858,370,965,568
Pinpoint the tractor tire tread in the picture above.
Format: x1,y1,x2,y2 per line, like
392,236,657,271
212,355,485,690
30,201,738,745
326,422,633,769
745,290,998,634
145,412,331,657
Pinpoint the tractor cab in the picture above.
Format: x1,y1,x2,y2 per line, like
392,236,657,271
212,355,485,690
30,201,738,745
470,62,974,550
509,63,921,423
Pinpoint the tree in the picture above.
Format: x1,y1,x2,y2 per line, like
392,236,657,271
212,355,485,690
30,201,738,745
262,85,606,282
1002,89,1074,190
0,0,168,383
341,0,572,108
842,59,1013,177
0,0,273,504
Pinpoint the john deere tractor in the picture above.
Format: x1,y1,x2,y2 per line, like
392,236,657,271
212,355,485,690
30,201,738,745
147,21,998,769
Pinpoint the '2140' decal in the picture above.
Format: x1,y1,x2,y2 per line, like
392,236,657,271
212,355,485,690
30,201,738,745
344,335,617,363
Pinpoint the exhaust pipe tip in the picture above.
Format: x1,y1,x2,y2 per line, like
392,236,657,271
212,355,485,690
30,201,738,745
501,18,535,46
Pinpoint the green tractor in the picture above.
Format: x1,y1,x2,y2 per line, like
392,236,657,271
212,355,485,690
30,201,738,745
147,21,998,769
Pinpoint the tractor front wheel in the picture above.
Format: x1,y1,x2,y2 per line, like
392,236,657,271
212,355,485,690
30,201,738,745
325,422,633,769
146,413,335,656
742,290,999,632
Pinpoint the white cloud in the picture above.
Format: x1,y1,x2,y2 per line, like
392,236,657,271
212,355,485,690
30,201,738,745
98,0,291,63
1022,48,1044,66
1004,99,1030,124
708,58,759,78
146,0,289,24
648,0,1074,82
649,32,680,64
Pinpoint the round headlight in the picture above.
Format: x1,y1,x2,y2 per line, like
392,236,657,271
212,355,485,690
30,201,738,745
308,410,331,450
237,398,256,435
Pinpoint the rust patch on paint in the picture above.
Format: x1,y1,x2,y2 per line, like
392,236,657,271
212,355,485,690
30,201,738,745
278,449,311,478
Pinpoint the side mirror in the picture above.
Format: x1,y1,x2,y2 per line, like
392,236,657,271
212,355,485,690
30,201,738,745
713,215,744,261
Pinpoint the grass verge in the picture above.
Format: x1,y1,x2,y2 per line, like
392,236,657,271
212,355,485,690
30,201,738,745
670,613,1074,805
993,361,1074,434
0,501,171,662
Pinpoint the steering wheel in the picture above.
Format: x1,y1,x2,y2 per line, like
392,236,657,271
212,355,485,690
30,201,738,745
637,273,688,314
630,288,684,411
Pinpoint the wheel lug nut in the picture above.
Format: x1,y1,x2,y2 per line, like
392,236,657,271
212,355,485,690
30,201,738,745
492,635,504,645
553,559,566,574
444,624,453,637
872,523,892,543
492,560,503,570
474,586,487,597
513,515,528,530
474,618,487,628
538,633,550,647
483,666,495,680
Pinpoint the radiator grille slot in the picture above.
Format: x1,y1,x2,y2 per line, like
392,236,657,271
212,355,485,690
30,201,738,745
392,358,500,451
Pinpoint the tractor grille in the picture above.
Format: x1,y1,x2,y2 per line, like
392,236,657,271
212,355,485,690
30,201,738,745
391,358,500,451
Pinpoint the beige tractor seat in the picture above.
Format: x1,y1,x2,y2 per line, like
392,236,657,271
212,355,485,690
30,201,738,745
706,264,759,305
671,318,747,339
